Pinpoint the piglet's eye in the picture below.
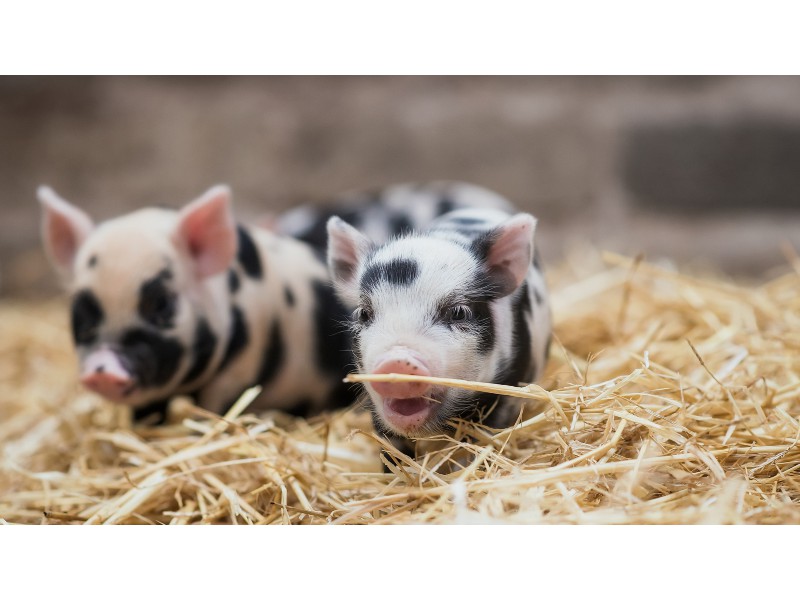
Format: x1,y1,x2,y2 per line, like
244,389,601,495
354,305,374,326
445,304,472,323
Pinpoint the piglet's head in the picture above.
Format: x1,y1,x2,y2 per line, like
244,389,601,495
39,185,237,408
327,213,536,438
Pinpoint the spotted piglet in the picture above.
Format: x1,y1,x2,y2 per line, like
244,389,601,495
327,204,551,458
39,185,354,423
277,181,515,249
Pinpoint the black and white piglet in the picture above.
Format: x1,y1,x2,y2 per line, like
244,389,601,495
39,185,353,422
327,203,551,455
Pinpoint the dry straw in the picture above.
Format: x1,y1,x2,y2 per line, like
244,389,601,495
1,248,799,524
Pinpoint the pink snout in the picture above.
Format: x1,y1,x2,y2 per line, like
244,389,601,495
370,352,432,399
80,348,134,402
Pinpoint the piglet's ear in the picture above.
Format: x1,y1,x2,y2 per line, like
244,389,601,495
326,216,373,305
175,185,237,278
38,185,94,280
479,213,536,298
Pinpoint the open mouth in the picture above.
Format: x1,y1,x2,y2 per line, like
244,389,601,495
382,396,436,431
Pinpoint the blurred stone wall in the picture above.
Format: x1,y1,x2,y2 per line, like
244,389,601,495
2,76,800,297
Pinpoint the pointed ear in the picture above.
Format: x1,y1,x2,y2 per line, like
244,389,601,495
326,216,372,305
174,185,237,278
38,185,94,279
476,213,536,298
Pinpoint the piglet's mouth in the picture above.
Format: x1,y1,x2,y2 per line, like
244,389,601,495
382,397,436,431
386,397,430,416
81,373,137,404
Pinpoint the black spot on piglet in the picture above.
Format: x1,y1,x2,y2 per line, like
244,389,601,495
500,283,534,389
284,285,295,307
311,279,352,375
471,301,495,355
218,306,249,372
236,226,263,279
138,269,176,329
388,213,414,237
448,216,486,226
71,290,104,346
361,258,419,292
228,269,241,294
256,319,286,387
436,194,457,216
180,318,217,387
119,328,183,388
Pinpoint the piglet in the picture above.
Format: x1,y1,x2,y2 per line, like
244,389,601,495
277,181,514,250
327,205,551,457
39,185,355,422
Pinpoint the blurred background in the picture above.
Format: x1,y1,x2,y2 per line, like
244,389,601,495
2,76,800,297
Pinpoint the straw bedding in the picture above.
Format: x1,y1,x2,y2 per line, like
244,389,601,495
1,250,799,524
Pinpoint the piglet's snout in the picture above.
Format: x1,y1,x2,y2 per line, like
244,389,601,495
370,351,431,399
80,348,134,402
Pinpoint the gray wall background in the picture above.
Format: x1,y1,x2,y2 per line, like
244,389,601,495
2,76,800,296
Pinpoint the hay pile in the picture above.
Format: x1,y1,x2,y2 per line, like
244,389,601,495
1,250,799,524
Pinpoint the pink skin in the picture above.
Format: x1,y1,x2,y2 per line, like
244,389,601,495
80,347,135,403
370,349,436,431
